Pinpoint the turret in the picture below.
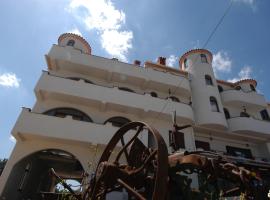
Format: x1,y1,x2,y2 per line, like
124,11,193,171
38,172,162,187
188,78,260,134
179,49,227,129
58,33,91,54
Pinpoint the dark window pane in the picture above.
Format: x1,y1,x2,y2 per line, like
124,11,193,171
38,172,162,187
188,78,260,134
150,92,158,97
44,108,93,122
210,97,219,112
67,39,75,46
260,109,270,121
205,75,213,85
226,146,253,159
200,54,208,63
250,84,256,91
235,85,241,90
223,108,230,119
118,87,134,93
218,85,223,92
195,140,210,151
169,131,185,150
104,117,131,127
168,96,180,102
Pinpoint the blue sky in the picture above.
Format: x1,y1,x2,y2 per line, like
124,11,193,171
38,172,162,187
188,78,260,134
0,0,270,158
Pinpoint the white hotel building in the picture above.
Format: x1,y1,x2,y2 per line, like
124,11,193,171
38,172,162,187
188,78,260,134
1,33,270,199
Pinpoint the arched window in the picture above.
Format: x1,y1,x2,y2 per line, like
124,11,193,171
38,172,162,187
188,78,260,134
205,75,213,85
250,84,256,91
210,97,219,112
68,77,93,84
235,85,241,90
168,96,180,102
150,92,158,98
44,108,93,122
218,85,223,92
104,116,131,127
184,59,189,69
118,87,134,93
67,39,75,46
223,108,230,119
260,109,270,121
200,54,208,63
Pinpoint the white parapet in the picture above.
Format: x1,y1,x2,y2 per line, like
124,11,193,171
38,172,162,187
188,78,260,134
35,72,194,123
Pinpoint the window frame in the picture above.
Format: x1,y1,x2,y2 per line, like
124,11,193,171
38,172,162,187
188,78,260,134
250,84,256,92
218,85,223,92
210,96,220,112
67,39,75,47
205,75,213,86
260,109,270,121
200,54,208,63
104,116,131,127
223,108,230,119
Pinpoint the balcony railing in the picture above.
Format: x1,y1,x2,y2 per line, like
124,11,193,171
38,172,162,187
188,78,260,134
220,89,267,109
46,45,191,96
227,116,270,137
35,72,194,123
12,108,148,145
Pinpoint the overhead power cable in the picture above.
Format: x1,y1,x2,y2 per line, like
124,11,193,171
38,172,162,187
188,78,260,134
149,0,234,126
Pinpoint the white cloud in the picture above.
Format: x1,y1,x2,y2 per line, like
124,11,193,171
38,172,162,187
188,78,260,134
101,29,133,61
68,28,82,36
0,73,20,88
212,51,232,77
167,55,178,67
9,135,16,143
67,0,133,62
228,66,253,82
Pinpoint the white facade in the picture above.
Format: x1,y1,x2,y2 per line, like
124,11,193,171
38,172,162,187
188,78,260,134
1,33,270,199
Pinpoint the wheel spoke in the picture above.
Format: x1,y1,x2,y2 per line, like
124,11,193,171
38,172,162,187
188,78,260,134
115,124,144,163
117,179,146,200
120,136,130,165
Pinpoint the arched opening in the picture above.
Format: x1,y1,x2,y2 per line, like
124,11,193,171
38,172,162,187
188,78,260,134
150,92,158,98
67,39,75,47
68,77,94,84
44,107,93,123
205,75,213,85
250,84,256,91
200,54,208,63
218,85,223,92
167,96,180,102
184,58,190,69
104,116,131,127
235,85,241,90
1,149,85,200
210,97,219,112
223,108,230,119
118,87,134,93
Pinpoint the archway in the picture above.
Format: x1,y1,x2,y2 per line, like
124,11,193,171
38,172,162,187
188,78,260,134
1,149,85,200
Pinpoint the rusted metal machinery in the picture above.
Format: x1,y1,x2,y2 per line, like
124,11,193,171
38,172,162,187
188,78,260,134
52,121,270,200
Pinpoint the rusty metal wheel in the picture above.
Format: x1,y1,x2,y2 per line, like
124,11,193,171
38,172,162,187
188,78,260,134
85,121,168,200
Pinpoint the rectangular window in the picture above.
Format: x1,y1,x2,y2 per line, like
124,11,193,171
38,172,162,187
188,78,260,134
169,131,185,150
195,140,210,151
260,109,270,121
226,146,253,159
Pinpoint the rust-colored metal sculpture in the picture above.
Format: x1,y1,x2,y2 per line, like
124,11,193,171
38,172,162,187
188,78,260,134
51,121,270,200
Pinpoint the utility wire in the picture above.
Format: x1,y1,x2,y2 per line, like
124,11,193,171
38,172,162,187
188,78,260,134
149,0,234,126
203,0,234,48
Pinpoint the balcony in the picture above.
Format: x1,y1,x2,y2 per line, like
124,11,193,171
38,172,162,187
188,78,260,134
221,90,267,109
35,72,194,123
12,108,149,145
228,117,270,137
45,45,191,96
